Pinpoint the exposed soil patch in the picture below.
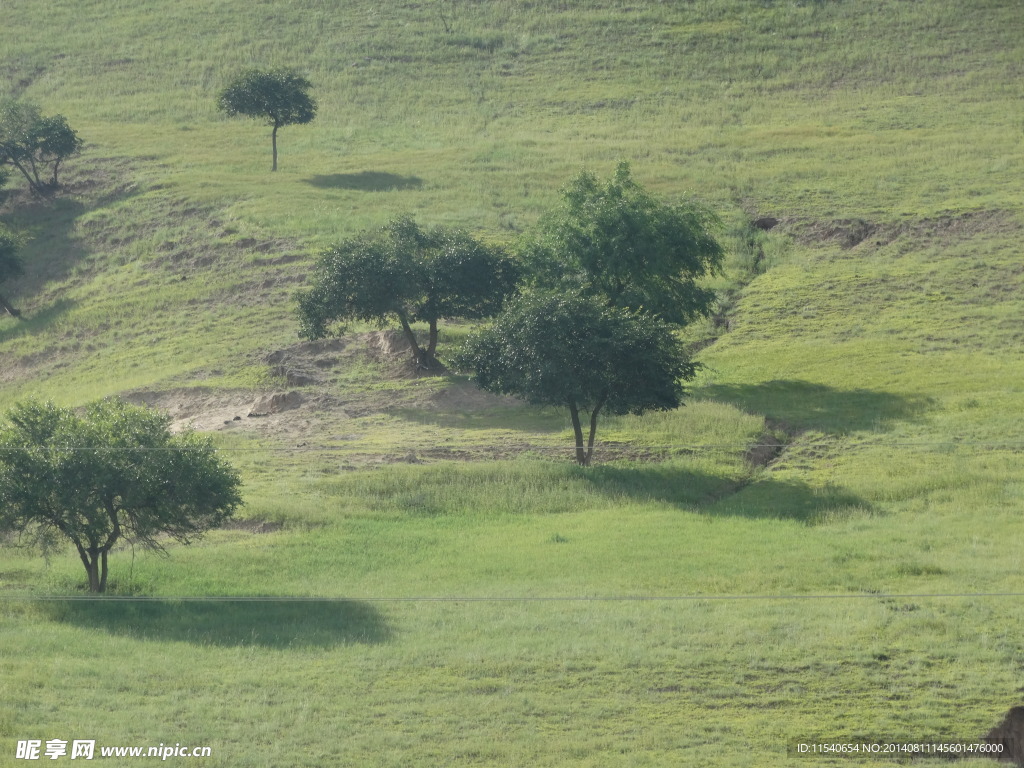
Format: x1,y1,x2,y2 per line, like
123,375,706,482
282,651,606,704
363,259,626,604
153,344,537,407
790,209,1014,250
744,433,785,468
122,332,463,444
123,388,279,432
364,330,450,378
426,378,520,411
0,350,48,384
264,338,349,388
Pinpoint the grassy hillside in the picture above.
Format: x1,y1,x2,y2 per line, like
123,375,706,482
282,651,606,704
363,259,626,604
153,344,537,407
1,0,1023,765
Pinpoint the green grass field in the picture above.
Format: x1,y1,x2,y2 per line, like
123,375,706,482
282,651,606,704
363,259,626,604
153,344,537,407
2,0,1023,765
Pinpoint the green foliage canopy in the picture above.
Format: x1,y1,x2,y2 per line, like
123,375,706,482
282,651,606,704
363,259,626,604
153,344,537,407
0,100,83,195
0,400,242,593
524,161,724,326
455,292,696,465
297,216,520,367
217,68,317,171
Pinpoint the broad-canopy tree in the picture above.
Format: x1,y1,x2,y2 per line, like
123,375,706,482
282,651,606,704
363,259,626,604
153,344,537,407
297,216,520,368
0,100,83,195
454,292,697,466
217,68,317,171
0,399,242,593
0,226,24,318
523,161,724,326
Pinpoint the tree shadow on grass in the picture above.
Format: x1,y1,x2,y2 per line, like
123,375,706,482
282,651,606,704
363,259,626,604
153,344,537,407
305,171,423,192
0,298,75,342
583,463,870,524
697,379,934,434
703,478,871,524
2,197,88,296
44,598,391,648
2,165,144,312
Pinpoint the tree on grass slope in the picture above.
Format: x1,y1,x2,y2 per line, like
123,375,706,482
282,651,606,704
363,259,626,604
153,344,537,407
455,292,696,466
0,100,83,196
217,68,317,171
297,216,520,368
0,400,242,593
524,161,723,325
0,227,24,319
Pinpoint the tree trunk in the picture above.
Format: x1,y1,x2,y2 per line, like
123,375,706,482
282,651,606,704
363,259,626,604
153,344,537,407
271,124,279,171
76,544,103,593
77,549,112,593
0,293,22,319
7,157,43,196
50,157,63,189
396,314,426,367
568,396,606,467
586,395,606,466
568,402,589,466
99,550,109,593
87,560,100,592
425,320,439,366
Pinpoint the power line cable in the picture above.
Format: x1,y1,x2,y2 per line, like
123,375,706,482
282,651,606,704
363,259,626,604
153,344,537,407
4,592,1024,603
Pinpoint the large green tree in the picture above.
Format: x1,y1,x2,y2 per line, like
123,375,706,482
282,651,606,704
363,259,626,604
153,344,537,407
455,292,696,466
0,400,242,593
217,68,317,171
0,226,24,318
523,161,723,325
297,216,520,368
0,100,83,195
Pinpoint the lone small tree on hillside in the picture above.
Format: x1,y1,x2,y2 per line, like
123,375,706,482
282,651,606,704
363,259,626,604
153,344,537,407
523,161,724,326
0,227,24,319
0,399,242,593
455,292,696,466
217,68,317,171
0,100,83,196
297,216,520,368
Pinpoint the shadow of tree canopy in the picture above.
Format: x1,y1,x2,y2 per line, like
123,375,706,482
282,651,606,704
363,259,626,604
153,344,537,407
697,379,934,434
44,598,391,648
0,297,75,342
2,165,143,317
704,478,871,524
305,171,423,192
2,197,88,296
583,463,870,524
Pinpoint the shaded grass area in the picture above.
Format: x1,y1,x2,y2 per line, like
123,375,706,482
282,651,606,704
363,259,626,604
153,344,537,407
305,171,423,192
42,599,390,648
699,379,935,434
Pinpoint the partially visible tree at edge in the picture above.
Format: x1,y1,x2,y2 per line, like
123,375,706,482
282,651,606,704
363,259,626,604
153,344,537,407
0,226,24,319
217,68,317,171
0,100,83,196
